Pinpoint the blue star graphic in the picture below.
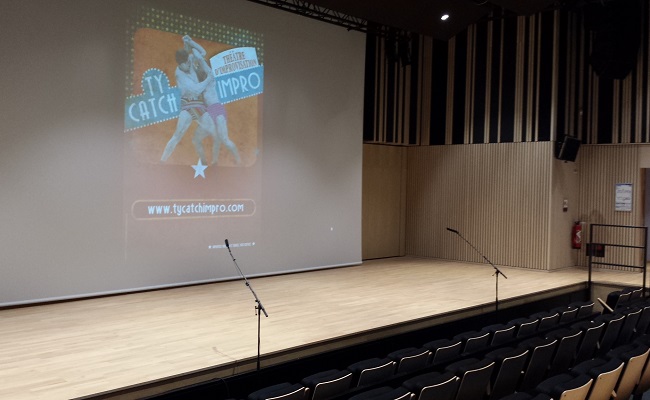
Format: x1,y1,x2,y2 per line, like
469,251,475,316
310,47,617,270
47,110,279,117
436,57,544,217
192,159,208,178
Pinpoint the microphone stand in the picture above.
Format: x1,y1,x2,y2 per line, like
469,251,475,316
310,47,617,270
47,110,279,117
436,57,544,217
225,240,268,371
447,228,508,313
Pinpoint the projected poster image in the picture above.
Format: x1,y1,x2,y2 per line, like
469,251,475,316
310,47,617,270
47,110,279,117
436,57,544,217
124,9,263,272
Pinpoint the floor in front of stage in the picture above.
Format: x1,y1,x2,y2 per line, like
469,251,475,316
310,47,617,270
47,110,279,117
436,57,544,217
1,256,647,400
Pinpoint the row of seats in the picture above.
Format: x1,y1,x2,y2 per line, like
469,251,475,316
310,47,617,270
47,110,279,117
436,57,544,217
347,335,650,400
605,287,645,311
246,300,599,400
339,296,650,400
501,334,650,400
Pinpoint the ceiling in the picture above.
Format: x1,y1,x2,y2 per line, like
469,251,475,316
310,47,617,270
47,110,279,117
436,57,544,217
289,0,591,40
301,0,559,40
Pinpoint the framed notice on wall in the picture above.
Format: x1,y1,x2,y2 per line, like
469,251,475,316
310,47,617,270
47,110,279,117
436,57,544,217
615,183,633,212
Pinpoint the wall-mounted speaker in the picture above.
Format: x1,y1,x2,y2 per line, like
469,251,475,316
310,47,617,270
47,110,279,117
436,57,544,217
555,135,581,162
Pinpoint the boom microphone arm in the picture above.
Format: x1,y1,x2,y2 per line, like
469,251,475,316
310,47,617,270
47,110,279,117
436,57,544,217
447,228,508,312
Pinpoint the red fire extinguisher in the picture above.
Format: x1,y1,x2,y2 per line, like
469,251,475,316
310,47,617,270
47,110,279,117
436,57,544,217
572,221,582,249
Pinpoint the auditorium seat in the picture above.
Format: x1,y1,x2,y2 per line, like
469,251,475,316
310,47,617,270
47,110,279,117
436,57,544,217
401,371,459,400
247,382,308,400
571,358,624,400
570,300,596,319
387,347,429,375
606,290,632,311
634,302,650,337
571,320,605,364
445,358,495,400
422,338,462,366
606,342,650,400
484,346,529,399
348,386,413,400
452,330,491,355
546,328,582,375
300,369,352,400
348,358,396,387
615,307,642,347
534,373,592,400
530,310,561,332
551,304,580,324
594,313,625,354
622,287,644,303
633,335,650,396
481,323,516,347
517,336,558,391
509,317,539,339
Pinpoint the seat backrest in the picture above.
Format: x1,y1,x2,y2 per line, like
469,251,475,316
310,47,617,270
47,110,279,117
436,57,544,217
572,320,605,364
248,383,308,400
595,313,625,354
302,369,353,400
558,306,580,324
606,290,631,310
575,358,624,400
553,374,592,400
452,359,495,400
548,328,583,375
616,307,642,347
533,311,561,332
635,304,650,337
424,338,462,366
402,371,459,400
351,359,395,387
388,347,430,375
573,301,595,319
486,347,529,400
611,344,650,400
510,317,539,338
518,337,558,391
454,331,490,355
483,324,516,347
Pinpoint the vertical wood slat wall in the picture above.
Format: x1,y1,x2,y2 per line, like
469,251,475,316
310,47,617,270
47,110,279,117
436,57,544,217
405,142,553,270
577,145,645,270
365,11,568,146
365,3,650,146
361,3,650,267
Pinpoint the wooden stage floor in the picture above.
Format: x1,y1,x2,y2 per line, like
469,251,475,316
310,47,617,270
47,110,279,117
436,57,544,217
1,256,647,400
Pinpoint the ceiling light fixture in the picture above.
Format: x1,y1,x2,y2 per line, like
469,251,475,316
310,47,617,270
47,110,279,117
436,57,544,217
441,14,449,21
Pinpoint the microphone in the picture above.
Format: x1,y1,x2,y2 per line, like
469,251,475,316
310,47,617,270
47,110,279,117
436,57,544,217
225,239,230,249
446,227,459,234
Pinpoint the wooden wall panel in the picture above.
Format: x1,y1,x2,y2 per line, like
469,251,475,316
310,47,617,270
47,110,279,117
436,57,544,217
577,145,645,270
362,144,407,259
405,142,553,269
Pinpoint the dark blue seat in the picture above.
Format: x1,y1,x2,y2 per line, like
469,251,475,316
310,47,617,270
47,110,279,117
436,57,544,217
402,371,459,400
534,373,592,399
422,338,462,366
301,369,353,400
485,346,529,399
571,357,624,400
517,337,558,391
247,382,308,400
348,357,395,387
546,328,582,375
387,347,429,375
348,386,412,400
445,358,495,400
571,319,605,363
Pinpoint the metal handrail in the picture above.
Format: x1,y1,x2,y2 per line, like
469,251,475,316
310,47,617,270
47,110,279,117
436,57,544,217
588,223,648,295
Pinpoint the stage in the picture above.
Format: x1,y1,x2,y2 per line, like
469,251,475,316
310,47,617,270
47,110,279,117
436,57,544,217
1,257,646,400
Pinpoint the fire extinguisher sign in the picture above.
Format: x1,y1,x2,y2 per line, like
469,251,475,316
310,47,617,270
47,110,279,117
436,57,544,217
615,183,633,212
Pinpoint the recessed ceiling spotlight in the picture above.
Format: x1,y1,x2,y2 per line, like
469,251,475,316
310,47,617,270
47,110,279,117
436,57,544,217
441,14,450,21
